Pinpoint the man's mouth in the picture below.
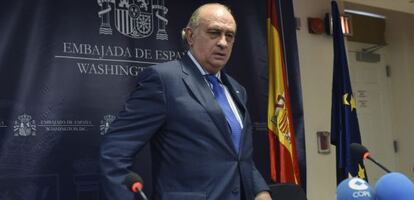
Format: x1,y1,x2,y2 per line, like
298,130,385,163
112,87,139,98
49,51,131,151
213,52,226,57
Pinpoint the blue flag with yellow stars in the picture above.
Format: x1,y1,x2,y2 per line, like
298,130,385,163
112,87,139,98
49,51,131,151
330,0,368,184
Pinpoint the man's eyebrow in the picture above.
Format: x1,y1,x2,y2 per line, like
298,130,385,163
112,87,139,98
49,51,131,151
207,26,235,33
207,27,221,31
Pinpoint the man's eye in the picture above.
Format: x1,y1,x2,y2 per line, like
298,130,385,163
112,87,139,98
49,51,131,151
208,31,221,37
226,33,234,39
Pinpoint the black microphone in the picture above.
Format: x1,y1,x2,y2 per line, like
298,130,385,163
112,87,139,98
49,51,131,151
350,143,391,173
123,172,148,200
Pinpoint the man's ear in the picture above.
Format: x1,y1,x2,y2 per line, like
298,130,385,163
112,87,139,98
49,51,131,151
185,28,194,46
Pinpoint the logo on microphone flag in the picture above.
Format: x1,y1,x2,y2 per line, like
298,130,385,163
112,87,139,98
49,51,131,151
266,0,300,184
348,178,369,190
330,1,367,184
337,178,374,200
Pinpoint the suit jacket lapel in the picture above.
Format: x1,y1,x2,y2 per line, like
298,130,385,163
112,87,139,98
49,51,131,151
180,55,237,156
221,73,249,157
221,73,246,119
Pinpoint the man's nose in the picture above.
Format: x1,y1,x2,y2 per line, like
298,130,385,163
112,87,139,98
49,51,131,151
217,34,228,48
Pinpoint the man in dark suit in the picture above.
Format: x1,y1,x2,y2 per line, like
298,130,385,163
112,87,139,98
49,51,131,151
100,3,272,200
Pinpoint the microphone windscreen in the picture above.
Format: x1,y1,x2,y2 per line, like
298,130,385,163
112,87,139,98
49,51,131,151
337,177,375,200
350,143,369,160
123,172,144,189
375,172,414,200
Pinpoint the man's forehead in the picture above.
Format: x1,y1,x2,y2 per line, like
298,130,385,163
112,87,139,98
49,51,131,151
207,22,236,32
199,6,235,22
199,14,236,30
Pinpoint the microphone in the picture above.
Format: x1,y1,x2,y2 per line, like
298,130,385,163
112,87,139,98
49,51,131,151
375,172,414,200
123,172,148,200
350,143,391,173
336,177,375,200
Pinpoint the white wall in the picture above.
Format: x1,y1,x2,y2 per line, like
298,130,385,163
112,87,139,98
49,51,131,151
381,6,414,180
293,0,337,199
293,0,414,199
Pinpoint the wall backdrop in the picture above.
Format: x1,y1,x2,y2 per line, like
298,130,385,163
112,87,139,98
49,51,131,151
0,0,305,199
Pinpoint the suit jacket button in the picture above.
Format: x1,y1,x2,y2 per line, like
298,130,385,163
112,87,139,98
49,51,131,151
232,187,239,194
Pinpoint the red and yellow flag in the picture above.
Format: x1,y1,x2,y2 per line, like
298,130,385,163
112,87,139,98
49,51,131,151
267,0,301,184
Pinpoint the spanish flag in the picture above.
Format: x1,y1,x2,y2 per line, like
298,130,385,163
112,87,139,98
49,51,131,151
267,0,301,184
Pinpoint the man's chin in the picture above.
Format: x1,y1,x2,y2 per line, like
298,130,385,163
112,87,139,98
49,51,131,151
212,59,228,66
205,64,225,74
212,63,226,70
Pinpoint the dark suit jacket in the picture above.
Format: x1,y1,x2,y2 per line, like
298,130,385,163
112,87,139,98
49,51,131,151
100,54,269,200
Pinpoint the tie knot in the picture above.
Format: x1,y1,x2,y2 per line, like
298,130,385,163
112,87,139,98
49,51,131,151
206,74,219,85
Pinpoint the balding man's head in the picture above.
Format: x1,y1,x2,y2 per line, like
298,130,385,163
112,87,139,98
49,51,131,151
182,3,237,74
182,3,236,47
187,4,235,32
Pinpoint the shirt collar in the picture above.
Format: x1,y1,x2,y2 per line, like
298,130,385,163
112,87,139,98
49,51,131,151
187,51,221,81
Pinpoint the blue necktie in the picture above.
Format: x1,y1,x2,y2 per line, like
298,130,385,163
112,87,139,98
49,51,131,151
206,74,241,153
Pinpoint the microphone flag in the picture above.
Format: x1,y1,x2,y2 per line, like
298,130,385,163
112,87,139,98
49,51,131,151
337,177,375,200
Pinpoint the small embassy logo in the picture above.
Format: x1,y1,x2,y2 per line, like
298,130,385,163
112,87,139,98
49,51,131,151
97,0,168,40
100,115,116,135
13,114,36,136
0,120,7,128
